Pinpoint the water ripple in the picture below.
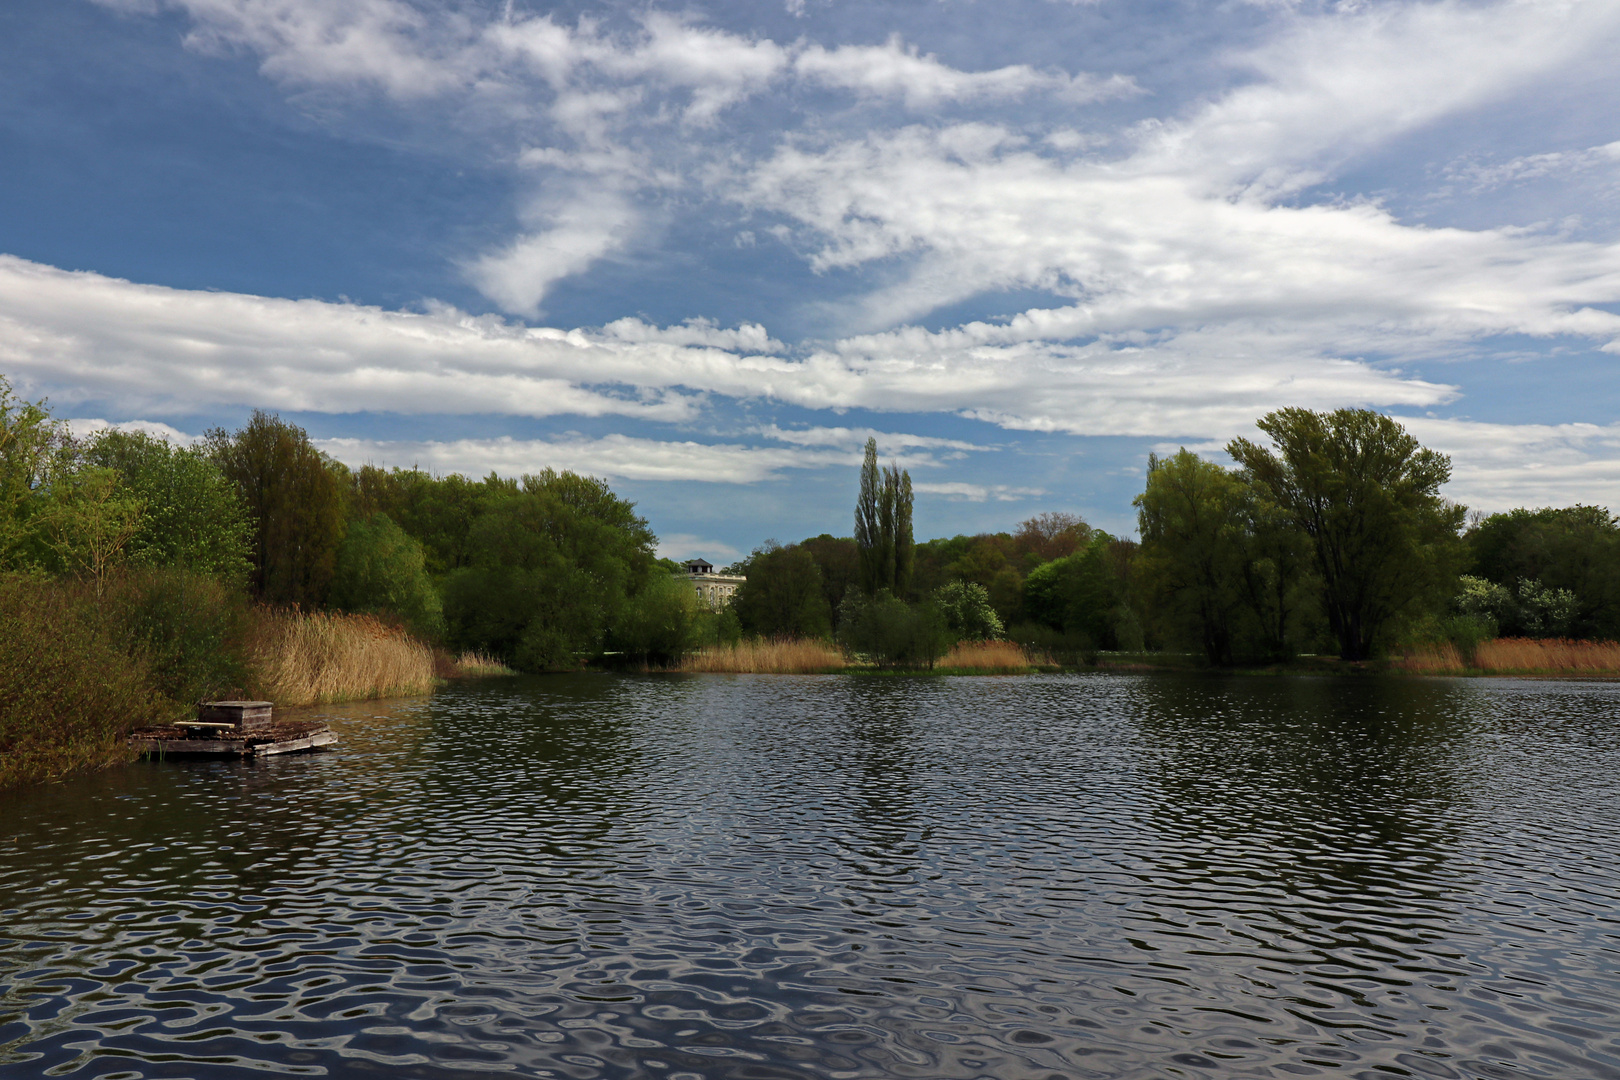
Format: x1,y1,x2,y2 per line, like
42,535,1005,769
4,674,1620,1078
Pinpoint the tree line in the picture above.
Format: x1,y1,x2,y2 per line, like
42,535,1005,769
729,412,1620,665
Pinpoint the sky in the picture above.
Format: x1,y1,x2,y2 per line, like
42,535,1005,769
3,0,1619,562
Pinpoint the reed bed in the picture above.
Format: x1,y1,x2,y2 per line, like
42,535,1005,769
677,638,849,674
1398,637,1620,675
250,609,436,705
453,651,518,677
938,639,1049,672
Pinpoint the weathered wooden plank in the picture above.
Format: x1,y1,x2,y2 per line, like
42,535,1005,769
135,738,249,756
251,730,337,756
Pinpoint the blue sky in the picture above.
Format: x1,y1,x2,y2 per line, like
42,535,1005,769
4,0,1620,561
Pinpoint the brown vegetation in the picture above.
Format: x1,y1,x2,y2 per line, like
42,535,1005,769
938,639,1050,672
0,577,167,788
436,649,518,678
248,609,435,705
1398,637,1620,675
677,638,849,674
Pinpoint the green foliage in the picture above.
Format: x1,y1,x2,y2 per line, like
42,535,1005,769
0,575,170,788
731,542,833,639
331,513,445,639
837,588,951,667
1230,408,1466,661
82,430,253,581
798,534,861,626
207,411,348,607
0,376,71,570
103,568,251,707
439,469,658,671
1020,532,1136,650
1134,449,1313,664
1466,506,1620,639
933,579,1004,640
611,571,701,664
35,467,145,599
854,438,914,595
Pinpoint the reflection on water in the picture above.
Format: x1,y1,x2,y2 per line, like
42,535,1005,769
4,673,1620,1078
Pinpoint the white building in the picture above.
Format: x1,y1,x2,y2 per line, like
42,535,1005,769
681,558,745,610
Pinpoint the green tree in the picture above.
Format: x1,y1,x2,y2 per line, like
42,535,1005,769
0,376,69,569
837,589,950,667
731,542,833,639
330,513,445,638
854,438,914,596
1133,450,1313,664
1229,408,1465,661
1020,531,1133,649
38,467,144,601
440,469,657,670
1466,506,1620,639
207,411,347,607
934,579,1004,640
611,571,701,664
82,430,252,581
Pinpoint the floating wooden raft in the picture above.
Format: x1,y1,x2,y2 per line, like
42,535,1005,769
131,700,336,758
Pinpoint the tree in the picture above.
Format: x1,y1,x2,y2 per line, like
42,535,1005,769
1014,512,1091,565
1466,506,1620,639
39,467,144,601
207,412,348,607
1134,450,1313,664
82,430,252,582
0,376,69,569
837,589,951,668
1229,409,1465,661
934,580,1004,640
854,437,914,595
731,542,833,639
330,513,445,638
1021,532,1133,649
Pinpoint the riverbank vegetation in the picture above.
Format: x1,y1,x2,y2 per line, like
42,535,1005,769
10,363,1620,787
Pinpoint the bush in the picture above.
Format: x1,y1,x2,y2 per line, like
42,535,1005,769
612,572,700,665
837,589,951,668
0,576,169,788
331,512,445,639
104,568,251,707
934,579,1004,640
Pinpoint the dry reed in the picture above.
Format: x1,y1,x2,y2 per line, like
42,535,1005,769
448,651,518,677
939,639,1048,671
1398,637,1620,675
249,609,436,705
678,638,848,673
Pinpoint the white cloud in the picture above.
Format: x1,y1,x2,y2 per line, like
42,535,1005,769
65,417,204,446
655,532,743,562
312,433,853,483
1404,417,1620,513
1446,140,1620,193
912,481,1046,502
755,424,982,452
793,36,1138,108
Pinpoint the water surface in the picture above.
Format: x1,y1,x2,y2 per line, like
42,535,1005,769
4,673,1620,1078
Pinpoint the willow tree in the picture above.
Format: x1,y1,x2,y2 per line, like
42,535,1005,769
854,438,914,596
1229,409,1464,661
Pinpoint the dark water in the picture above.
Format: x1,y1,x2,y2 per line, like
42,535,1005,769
4,674,1620,1080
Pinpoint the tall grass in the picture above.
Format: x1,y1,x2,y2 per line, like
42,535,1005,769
435,650,518,678
678,638,848,673
248,609,435,705
938,639,1050,672
1398,637,1620,675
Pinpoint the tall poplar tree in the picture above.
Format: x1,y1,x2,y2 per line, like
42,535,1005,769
854,437,915,596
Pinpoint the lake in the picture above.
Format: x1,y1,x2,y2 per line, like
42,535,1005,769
4,673,1620,1079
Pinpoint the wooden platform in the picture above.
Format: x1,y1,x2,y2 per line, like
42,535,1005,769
130,720,336,758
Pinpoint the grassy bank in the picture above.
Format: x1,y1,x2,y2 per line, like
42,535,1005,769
1,573,446,789
673,637,1055,674
1397,637,1620,676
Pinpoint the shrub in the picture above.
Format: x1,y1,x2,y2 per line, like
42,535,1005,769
838,589,951,668
104,567,252,707
0,576,169,788
612,572,701,664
